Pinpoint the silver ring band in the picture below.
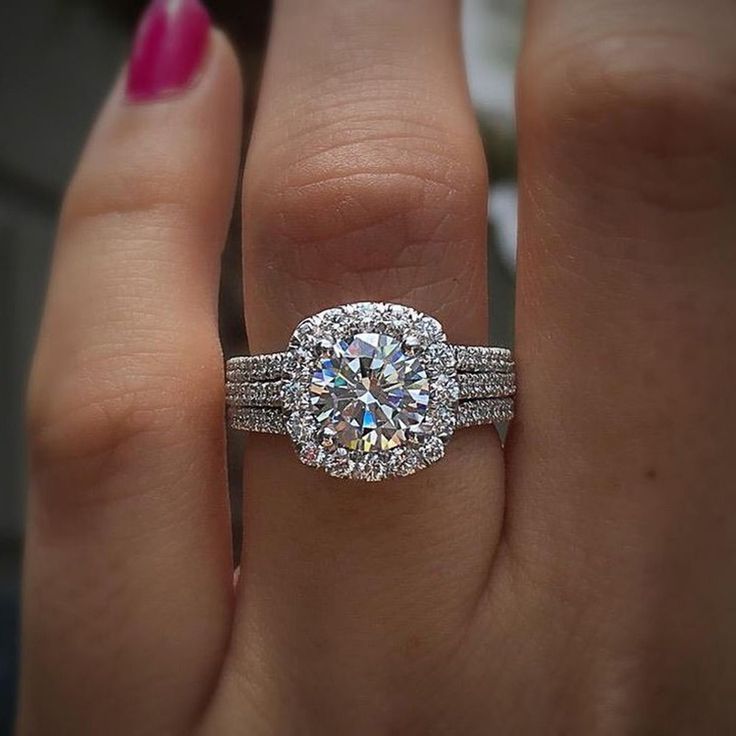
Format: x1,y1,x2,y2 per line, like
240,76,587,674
226,347,516,429
226,345,514,383
225,302,516,481
226,380,516,408
227,398,515,436
226,363,516,406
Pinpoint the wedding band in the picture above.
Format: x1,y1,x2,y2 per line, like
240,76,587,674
226,302,515,481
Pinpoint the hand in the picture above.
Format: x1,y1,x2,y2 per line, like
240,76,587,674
18,0,736,733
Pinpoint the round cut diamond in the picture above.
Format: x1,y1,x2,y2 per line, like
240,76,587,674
309,332,430,453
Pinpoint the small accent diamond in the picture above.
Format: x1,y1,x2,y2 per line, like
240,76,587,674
287,412,315,443
420,436,445,465
324,447,355,478
299,442,325,467
390,449,425,477
354,453,389,482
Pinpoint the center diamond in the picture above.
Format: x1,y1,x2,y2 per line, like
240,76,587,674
309,332,430,453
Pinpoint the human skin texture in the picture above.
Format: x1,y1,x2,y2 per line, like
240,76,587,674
18,0,736,734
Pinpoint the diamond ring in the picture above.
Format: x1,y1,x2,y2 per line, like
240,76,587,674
226,302,515,482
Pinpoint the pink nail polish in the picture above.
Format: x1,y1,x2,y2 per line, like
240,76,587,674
126,0,210,102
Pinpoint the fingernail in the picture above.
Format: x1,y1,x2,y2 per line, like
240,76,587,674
126,0,210,102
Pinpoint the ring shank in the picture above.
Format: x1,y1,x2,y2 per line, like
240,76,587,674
228,398,514,435
225,345,513,381
226,345,515,433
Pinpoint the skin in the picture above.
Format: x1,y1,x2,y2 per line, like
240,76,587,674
17,0,736,733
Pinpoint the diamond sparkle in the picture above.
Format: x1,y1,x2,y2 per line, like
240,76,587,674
225,301,515,481
309,332,430,453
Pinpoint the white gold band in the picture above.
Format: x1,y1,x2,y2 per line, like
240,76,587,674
226,371,516,409
226,344,516,433
226,345,514,384
227,397,515,436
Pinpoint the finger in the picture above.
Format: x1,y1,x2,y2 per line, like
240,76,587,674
212,0,501,725
510,0,736,720
19,8,242,735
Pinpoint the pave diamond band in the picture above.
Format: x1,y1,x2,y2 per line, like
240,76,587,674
226,345,514,382
226,371,516,408
229,398,514,434
226,302,515,481
225,353,285,383
229,406,287,434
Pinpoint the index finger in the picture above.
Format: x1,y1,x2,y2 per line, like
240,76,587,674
20,20,242,734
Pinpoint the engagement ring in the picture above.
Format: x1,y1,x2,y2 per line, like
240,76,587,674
226,302,515,481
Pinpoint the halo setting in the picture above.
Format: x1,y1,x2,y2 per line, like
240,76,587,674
282,303,458,480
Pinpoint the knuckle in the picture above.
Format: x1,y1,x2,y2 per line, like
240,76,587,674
59,142,226,245
245,120,488,316
26,339,223,499
59,181,196,247
248,121,487,248
520,34,736,211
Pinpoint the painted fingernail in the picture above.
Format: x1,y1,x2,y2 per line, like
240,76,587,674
126,0,210,102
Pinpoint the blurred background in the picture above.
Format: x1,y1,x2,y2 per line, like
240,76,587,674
0,0,521,728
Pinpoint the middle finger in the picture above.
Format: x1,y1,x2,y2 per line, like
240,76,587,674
216,0,504,728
